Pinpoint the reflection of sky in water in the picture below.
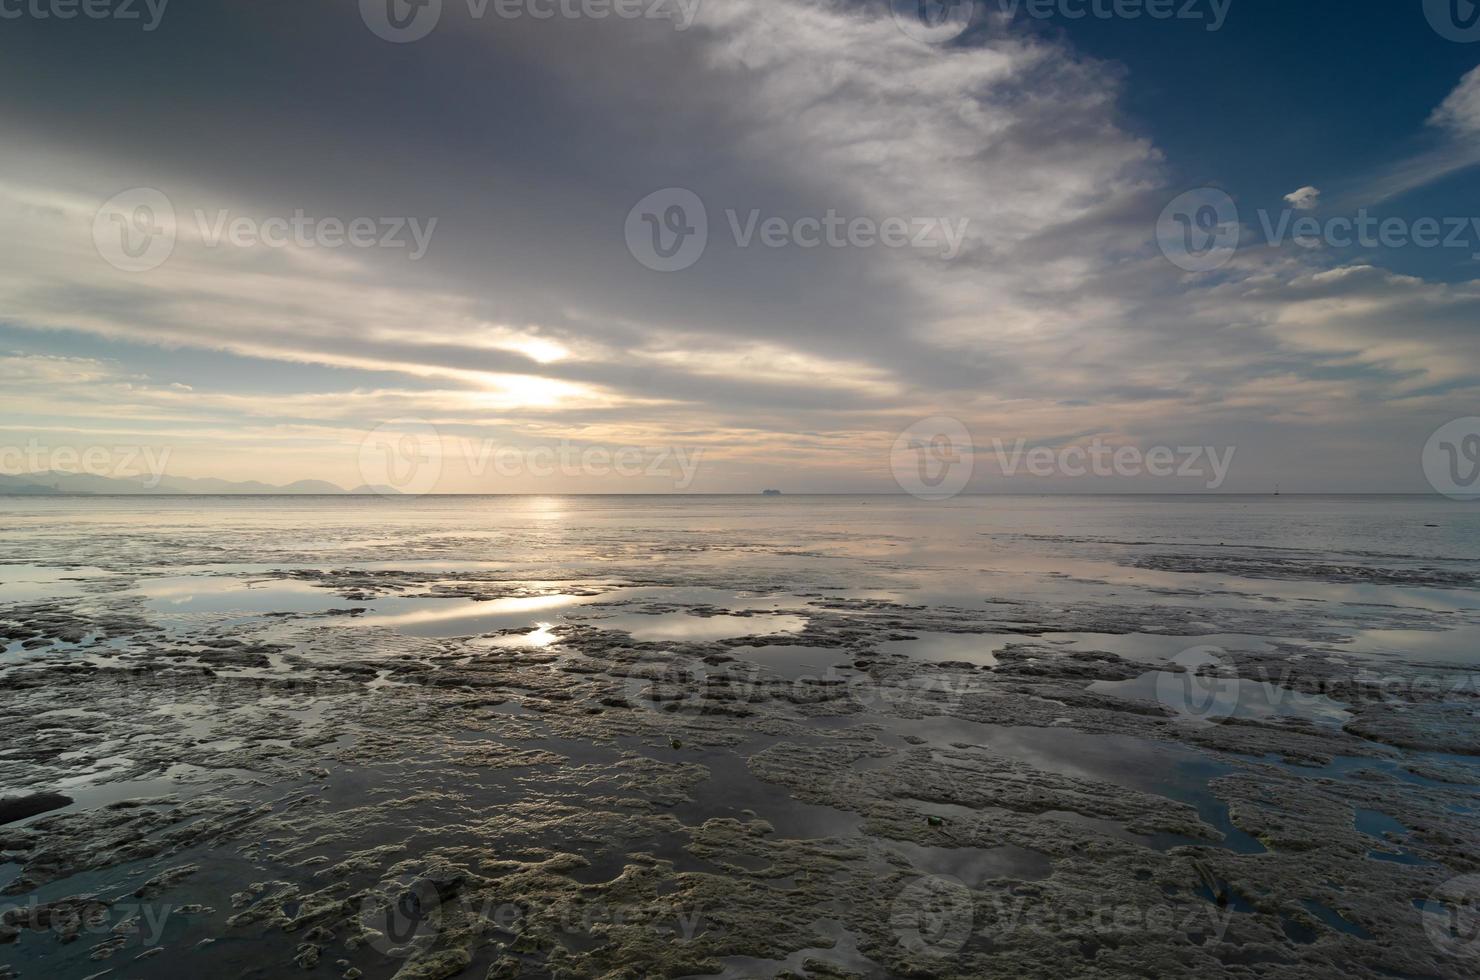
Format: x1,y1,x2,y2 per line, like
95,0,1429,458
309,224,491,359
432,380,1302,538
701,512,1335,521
1355,807,1409,839
1333,626,1480,666
6,493,1479,555
363,588,807,640
591,612,807,642
877,631,1008,666
355,594,588,637
119,574,816,641
3,494,1478,934
1036,631,1276,664
1354,807,1436,866
895,549,1480,614
0,565,101,601
1090,670,1353,726
679,920,876,980
879,719,1265,853
12,493,1477,690
666,748,861,840
725,644,852,679
477,622,559,649
600,586,794,609
137,576,357,616
1302,899,1372,939
8,497,1480,628
884,838,1051,886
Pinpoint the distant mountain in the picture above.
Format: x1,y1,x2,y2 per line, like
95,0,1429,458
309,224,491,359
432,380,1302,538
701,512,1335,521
0,474,56,494
157,476,349,494
0,471,379,495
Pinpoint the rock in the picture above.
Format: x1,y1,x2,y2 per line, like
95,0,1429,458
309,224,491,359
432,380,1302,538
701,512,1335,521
4,895,111,942
393,948,471,980
486,957,521,979
294,942,321,968
133,863,200,899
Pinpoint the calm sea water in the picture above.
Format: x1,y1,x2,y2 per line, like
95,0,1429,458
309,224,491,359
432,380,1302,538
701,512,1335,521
6,492,1479,549
6,492,1477,662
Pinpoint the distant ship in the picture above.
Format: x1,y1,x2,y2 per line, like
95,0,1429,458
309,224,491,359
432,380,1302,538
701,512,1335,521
761,489,782,496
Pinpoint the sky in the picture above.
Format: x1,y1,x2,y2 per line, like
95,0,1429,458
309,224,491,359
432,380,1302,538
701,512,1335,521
2,0,1479,493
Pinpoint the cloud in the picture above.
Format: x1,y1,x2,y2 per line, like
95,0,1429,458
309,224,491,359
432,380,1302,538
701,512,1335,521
1430,65,1480,137
1357,66,1480,205
1283,186,1321,211
0,1,1473,490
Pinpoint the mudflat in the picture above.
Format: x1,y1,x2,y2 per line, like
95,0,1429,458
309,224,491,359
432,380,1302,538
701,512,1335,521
0,494,1476,979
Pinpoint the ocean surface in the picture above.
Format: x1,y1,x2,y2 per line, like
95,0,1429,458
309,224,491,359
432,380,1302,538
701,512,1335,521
1,494,1478,978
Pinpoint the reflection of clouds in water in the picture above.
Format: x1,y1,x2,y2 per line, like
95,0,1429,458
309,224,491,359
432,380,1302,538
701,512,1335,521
599,613,808,642
1338,626,1480,665
878,631,1006,666
0,565,98,601
1092,670,1353,728
888,839,1051,887
359,594,578,628
479,622,559,649
1,495,1474,975
137,576,356,615
727,644,850,680
1039,632,1274,665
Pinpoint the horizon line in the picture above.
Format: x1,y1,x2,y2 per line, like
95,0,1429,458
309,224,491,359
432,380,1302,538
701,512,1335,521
0,491,1465,499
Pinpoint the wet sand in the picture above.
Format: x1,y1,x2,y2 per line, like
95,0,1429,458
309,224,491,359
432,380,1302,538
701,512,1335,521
1,495,1477,979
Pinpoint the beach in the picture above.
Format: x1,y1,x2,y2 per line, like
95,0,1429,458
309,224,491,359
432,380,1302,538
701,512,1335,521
1,494,1477,978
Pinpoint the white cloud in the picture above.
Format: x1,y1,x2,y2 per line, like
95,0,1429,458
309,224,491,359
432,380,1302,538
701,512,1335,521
1430,65,1480,137
1359,67,1480,204
1283,186,1321,211
0,2,1474,490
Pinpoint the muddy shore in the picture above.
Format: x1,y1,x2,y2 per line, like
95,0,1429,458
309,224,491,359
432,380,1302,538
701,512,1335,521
1,497,1477,979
